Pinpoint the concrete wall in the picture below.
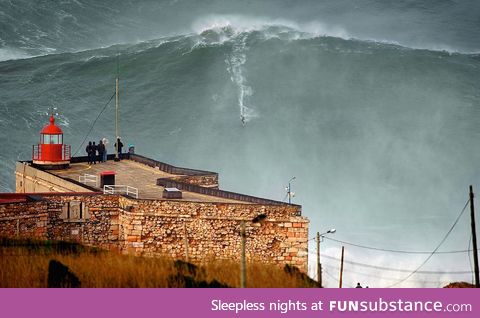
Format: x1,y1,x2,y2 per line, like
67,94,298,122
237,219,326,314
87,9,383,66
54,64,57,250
15,162,92,193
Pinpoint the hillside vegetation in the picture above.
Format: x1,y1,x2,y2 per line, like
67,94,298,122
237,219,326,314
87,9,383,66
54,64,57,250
0,238,318,288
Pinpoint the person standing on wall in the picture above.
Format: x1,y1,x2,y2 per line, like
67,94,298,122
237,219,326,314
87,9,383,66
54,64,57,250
86,141,93,165
92,141,97,164
102,137,109,162
115,137,123,160
97,139,105,163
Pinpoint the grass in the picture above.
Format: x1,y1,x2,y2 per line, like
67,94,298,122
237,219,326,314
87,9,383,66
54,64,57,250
0,238,318,288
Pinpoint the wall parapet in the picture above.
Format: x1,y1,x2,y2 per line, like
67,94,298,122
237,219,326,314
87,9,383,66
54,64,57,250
130,154,218,177
156,178,301,210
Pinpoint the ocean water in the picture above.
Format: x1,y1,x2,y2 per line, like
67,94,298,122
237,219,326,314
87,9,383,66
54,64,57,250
1,0,480,287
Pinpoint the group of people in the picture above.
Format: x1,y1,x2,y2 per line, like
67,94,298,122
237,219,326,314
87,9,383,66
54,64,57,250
85,137,124,165
86,138,107,165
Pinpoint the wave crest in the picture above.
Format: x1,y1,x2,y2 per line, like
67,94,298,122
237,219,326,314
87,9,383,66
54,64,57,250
192,14,351,42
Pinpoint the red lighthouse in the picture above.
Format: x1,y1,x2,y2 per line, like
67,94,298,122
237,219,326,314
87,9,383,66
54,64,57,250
32,115,71,169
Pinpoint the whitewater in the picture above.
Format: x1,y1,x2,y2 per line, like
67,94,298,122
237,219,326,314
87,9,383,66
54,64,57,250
1,0,480,287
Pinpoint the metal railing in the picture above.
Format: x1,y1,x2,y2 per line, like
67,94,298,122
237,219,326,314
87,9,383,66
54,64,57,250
103,185,139,199
32,145,41,160
63,144,71,160
32,144,71,160
78,174,98,186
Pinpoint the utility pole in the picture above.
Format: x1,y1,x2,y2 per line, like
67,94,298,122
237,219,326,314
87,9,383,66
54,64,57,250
240,220,247,288
316,232,321,287
316,229,336,287
183,222,189,262
114,55,120,162
470,185,480,288
339,246,344,288
237,215,266,288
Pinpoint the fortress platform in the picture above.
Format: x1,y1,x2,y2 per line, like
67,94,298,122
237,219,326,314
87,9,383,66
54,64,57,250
7,153,308,271
54,159,246,203
15,153,294,207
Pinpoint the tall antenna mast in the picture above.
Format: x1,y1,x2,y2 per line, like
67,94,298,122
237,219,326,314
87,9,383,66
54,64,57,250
114,53,120,161
285,177,296,204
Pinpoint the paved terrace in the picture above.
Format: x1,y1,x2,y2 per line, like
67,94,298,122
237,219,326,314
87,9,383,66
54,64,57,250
52,159,251,204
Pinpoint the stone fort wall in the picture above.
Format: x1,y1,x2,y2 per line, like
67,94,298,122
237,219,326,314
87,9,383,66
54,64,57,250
0,194,308,271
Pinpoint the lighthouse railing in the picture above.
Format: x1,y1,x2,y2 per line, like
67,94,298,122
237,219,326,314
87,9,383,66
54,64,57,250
63,144,71,160
32,145,41,160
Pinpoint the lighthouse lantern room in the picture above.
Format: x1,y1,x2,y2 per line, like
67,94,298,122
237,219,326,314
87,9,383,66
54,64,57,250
32,115,71,169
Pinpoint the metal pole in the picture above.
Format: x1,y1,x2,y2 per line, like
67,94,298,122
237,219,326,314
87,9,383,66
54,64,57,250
339,246,344,288
316,232,321,287
240,220,246,288
183,222,189,262
114,74,119,162
470,185,480,288
288,182,291,204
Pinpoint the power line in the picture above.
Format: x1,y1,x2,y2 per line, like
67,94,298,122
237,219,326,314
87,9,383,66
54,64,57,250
317,253,473,275
322,236,476,254
468,234,474,285
323,268,341,284
287,237,316,249
71,92,116,157
322,264,449,285
386,199,470,287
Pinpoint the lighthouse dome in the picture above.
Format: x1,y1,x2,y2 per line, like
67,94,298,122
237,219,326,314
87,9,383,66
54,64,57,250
41,115,63,134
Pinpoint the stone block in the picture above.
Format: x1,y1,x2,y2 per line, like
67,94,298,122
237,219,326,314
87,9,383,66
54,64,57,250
127,236,138,242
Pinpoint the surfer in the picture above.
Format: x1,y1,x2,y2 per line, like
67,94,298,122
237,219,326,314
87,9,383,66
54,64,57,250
241,114,246,126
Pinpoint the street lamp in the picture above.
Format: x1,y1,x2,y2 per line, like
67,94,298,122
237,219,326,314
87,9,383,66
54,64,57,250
317,229,336,287
240,214,267,288
285,177,296,204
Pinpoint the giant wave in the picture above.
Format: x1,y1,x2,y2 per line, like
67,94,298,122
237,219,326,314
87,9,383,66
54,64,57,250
1,3,480,287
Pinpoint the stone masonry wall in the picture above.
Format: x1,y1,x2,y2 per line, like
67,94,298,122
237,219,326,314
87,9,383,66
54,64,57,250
0,201,48,239
172,174,219,188
45,195,120,250
119,197,308,271
0,194,120,251
0,194,309,271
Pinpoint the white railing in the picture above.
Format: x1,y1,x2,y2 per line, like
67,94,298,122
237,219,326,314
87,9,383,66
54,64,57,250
103,185,139,199
79,174,98,186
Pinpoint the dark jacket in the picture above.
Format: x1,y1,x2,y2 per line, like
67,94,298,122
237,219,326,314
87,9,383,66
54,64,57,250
115,139,124,152
98,143,105,154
